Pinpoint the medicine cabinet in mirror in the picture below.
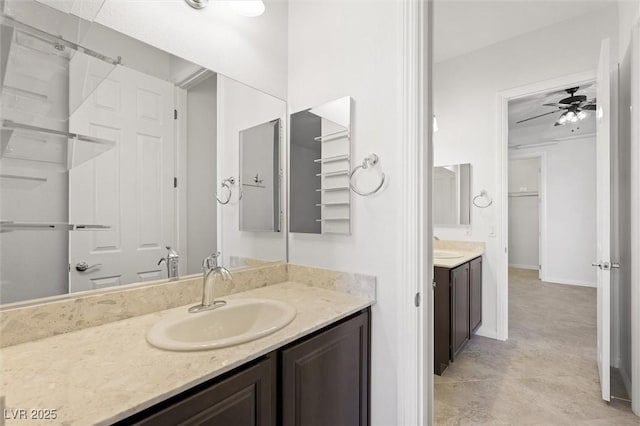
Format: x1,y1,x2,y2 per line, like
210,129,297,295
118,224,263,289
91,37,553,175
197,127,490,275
289,96,352,235
239,119,281,232
433,163,472,226
0,0,287,305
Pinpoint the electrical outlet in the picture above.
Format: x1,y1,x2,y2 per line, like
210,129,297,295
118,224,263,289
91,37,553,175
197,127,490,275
488,225,496,237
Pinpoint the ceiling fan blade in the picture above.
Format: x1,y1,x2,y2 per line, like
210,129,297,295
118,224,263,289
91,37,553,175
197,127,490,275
582,104,597,110
543,103,562,107
516,110,561,124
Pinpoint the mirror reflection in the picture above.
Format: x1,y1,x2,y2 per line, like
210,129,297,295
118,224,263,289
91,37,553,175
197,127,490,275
433,163,472,226
0,0,286,305
239,119,281,233
289,96,352,235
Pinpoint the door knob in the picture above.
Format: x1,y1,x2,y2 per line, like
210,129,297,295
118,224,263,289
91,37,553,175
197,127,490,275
591,261,619,271
75,261,102,272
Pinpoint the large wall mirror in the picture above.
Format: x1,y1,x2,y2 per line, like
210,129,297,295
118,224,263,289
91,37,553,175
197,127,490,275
0,0,286,305
433,163,472,226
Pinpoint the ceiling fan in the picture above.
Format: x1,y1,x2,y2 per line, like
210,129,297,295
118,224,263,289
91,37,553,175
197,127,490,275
516,86,597,126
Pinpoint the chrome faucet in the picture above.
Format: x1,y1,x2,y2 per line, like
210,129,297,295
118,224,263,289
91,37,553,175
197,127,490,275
158,246,180,281
189,252,231,313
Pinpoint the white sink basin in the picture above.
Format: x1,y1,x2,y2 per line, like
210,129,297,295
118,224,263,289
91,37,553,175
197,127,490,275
147,298,296,351
434,249,464,259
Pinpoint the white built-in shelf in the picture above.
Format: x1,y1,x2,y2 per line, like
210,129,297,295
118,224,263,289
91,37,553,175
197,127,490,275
315,187,350,192
313,154,350,164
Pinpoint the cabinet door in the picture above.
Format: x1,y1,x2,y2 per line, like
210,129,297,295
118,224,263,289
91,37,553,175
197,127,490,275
281,310,370,426
434,267,451,375
470,257,482,335
451,263,470,360
130,356,276,426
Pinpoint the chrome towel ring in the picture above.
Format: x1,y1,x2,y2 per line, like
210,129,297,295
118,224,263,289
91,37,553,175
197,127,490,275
350,154,386,196
472,189,492,208
217,177,241,205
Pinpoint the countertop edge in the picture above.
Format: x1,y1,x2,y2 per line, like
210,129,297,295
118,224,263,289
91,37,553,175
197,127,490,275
433,251,483,269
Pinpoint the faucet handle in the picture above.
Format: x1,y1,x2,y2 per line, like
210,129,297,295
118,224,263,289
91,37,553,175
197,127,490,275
203,252,221,270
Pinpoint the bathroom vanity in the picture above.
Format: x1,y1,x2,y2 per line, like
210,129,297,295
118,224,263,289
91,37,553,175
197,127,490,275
434,251,483,376
0,271,375,425
118,309,370,426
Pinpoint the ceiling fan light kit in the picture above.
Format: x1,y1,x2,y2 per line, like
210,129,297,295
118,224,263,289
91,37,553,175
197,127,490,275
516,86,597,127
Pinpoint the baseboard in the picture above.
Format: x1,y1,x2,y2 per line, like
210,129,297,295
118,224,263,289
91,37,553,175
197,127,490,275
544,276,596,288
620,364,632,399
474,326,499,340
509,263,539,270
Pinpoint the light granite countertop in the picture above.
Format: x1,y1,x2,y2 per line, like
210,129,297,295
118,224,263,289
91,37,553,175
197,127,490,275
0,282,373,425
434,250,484,269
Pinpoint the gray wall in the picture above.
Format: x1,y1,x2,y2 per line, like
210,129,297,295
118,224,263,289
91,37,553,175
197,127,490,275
186,75,217,274
290,110,321,234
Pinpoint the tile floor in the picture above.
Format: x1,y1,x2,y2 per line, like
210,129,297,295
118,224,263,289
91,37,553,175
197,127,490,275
434,268,638,425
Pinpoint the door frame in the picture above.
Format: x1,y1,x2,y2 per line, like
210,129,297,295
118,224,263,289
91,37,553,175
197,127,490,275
397,0,432,425
496,70,596,341
630,18,640,417
507,152,546,280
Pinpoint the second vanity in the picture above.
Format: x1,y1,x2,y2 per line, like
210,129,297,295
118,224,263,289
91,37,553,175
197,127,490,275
0,265,374,426
433,241,484,376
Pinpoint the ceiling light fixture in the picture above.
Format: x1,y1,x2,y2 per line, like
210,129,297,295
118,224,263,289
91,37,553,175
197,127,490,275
184,0,266,17
555,107,589,126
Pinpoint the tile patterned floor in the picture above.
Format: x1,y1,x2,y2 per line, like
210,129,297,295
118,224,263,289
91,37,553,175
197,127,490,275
434,268,638,425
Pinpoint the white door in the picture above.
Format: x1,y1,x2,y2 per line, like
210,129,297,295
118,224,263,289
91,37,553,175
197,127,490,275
68,65,175,292
595,38,612,402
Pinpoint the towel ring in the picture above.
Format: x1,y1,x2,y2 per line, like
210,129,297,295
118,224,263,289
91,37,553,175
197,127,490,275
217,177,241,205
472,189,492,208
350,154,386,196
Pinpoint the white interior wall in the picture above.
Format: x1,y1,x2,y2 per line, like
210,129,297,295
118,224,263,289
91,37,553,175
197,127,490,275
512,138,597,287
186,75,218,274
619,0,640,60
433,6,619,338
287,0,402,423
508,157,539,270
217,76,287,266
92,0,288,99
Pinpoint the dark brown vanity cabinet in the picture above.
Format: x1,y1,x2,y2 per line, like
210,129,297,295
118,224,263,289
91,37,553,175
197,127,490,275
451,262,470,359
469,257,482,334
434,257,482,375
281,309,370,426
119,309,370,426
129,355,276,426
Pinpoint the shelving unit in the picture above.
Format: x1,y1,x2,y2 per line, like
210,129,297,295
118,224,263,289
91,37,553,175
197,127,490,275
0,4,118,234
0,221,111,232
316,123,351,235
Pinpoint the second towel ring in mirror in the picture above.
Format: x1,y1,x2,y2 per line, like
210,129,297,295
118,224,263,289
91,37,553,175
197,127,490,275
217,177,242,205
350,154,386,196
